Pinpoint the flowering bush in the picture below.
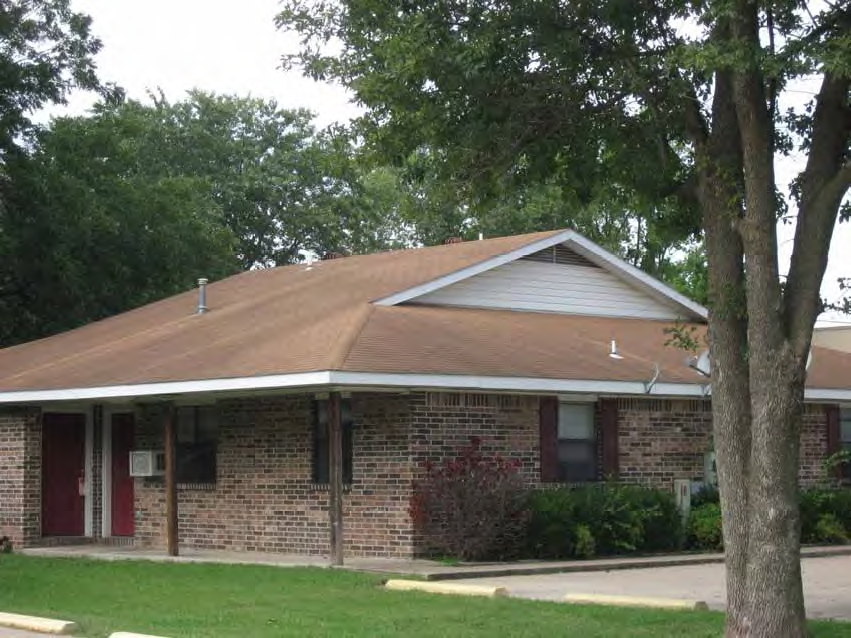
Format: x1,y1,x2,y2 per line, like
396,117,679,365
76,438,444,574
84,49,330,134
409,437,529,561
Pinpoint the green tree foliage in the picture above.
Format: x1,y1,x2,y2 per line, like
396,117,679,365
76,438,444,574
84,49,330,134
0,120,239,345
79,93,395,269
277,0,711,288
0,0,116,159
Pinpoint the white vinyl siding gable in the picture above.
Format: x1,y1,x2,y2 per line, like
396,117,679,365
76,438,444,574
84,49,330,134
409,260,682,320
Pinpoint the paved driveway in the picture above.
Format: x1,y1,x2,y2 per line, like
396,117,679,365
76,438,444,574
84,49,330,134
450,555,851,620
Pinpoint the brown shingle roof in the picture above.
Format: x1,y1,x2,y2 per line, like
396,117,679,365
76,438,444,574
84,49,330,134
0,231,562,392
1,227,849,396
342,305,851,389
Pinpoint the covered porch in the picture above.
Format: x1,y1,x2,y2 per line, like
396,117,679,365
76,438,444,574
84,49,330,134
5,388,418,565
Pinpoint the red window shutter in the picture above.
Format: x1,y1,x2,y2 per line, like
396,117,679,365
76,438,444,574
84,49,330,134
827,405,841,455
539,396,559,482
827,405,841,478
600,398,619,479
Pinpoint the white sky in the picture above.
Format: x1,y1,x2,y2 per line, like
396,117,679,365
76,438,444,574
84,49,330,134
48,0,851,325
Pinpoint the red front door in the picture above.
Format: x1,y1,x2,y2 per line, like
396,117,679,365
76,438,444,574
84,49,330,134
111,413,135,536
42,413,86,536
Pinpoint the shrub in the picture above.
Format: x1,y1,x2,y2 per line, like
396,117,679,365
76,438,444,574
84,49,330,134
801,489,851,545
574,524,595,558
0,536,12,554
815,513,848,544
691,485,720,508
618,485,683,552
525,489,577,558
827,489,851,533
409,437,529,561
687,503,723,551
800,489,830,544
525,484,684,559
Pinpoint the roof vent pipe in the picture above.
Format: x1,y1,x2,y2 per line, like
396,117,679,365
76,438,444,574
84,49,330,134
196,278,209,314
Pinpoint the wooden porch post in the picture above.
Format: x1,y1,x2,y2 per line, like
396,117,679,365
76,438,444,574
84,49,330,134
164,405,179,557
328,391,344,566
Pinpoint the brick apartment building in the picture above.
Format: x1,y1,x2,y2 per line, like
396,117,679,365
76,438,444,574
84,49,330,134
2,229,850,559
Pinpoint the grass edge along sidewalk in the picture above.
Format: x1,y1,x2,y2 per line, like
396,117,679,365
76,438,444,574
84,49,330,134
1,555,850,638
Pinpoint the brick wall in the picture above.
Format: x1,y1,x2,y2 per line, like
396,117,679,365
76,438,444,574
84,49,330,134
0,408,42,547
131,391,540,558
617,398,832,489
409,392,540,483
408,392,540,555
799,403,829,486
134,394,416,557
123,392,838,559
91,406,103,539
618,398,714,488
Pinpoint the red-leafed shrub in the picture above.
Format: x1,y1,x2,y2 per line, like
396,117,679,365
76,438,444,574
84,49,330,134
409,437,529,561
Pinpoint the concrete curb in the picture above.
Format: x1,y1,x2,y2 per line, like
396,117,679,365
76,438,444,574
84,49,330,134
424,546,851,581
563,593,709,611
385,579,508,597
109,633,171,638
424,555,724,580
0,612,78,635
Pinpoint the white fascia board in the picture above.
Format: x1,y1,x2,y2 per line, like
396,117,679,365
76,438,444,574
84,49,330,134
326,371,706,397
803,388,851,402
564,234,709,321
0,371,332,404
373,230,579,307
4,369,848,404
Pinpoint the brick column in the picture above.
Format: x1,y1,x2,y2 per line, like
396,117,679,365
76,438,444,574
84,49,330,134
0,407,42,548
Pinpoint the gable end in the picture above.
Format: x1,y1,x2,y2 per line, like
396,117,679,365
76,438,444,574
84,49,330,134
408,255,684,320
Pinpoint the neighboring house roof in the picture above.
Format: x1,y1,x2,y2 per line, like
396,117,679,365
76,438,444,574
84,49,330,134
0,228,849,403
814,326,851,354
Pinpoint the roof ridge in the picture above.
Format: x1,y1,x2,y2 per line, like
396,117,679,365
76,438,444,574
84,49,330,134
326,303,376,371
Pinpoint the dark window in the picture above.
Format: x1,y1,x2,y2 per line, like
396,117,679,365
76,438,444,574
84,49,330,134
313,399,353,484
841,409,851,478
557,403,597,482
176,406,217,484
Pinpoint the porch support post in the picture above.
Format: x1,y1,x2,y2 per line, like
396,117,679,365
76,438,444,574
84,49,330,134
328,391,344,566
164,404,179,557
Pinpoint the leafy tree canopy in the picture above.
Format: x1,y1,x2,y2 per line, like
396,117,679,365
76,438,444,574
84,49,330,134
0,0,118,159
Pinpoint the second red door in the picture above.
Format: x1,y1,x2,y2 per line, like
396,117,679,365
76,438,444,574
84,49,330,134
111,413,135,537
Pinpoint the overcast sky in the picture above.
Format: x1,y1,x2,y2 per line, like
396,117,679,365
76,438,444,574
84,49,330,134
53,0,850,325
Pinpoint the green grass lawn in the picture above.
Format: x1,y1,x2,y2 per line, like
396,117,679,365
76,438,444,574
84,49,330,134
0,556,849,638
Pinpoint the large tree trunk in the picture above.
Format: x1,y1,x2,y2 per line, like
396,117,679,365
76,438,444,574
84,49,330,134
729,3,809,633
694,65,753,636
742,352,807,636
702,192,752,636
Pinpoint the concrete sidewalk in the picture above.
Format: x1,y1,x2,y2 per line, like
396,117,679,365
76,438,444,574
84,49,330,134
20,543,851,580
446,554,851,620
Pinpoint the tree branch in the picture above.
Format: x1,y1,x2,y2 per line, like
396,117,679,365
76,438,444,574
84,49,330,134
785,72,851,356
683,88,709,150
731,0,784,350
